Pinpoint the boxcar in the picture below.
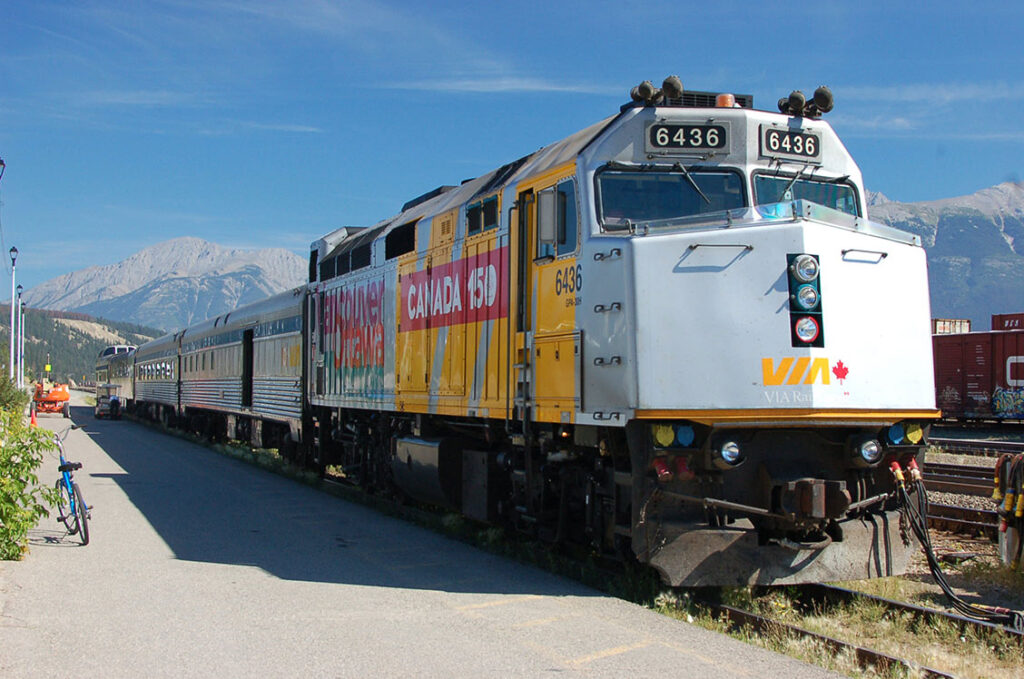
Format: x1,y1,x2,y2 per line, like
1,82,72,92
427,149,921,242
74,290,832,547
934,330,1024,420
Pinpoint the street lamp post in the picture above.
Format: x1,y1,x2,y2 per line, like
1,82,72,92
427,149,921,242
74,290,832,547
19,302,25,388
16,284,23,387
8,246,16,381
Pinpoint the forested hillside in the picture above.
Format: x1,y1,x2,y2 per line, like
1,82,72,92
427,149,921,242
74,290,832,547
0,306,161,384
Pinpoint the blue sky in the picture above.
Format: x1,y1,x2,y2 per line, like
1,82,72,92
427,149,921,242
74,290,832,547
1,1,1022,294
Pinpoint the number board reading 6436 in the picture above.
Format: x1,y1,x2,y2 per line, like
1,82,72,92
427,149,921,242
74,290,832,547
760,125,822,163
646,123,728,154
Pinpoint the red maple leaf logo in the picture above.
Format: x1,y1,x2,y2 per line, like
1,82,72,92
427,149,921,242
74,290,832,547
832,360,849,384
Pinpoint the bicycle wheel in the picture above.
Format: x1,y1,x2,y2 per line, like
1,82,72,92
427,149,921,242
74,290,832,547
72,483,90,546
54,479,79,536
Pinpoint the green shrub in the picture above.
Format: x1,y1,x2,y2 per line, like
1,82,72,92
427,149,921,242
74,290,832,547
0,408,58,559
0,372,28,412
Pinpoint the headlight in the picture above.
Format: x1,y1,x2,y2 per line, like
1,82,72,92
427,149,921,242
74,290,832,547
790,254,819,282
794,284,819,310
859,439,882,464
794,316,820,343
712,439,744,469
849,437,883,468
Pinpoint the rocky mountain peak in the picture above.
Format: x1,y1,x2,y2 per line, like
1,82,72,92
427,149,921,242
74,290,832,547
23,237,306,331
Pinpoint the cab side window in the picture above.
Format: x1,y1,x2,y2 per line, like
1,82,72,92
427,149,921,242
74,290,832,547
557,179,577,257
537,178,578,259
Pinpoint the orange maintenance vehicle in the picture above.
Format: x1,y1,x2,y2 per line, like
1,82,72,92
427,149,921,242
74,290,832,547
33,381,71,418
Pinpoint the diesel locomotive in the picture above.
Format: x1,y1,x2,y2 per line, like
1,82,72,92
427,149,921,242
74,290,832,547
109,77,940,586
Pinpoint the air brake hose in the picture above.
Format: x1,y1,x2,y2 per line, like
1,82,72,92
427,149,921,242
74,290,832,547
892,463,1024,631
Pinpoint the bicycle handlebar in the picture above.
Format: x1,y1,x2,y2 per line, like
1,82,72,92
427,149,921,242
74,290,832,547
54,424,81,443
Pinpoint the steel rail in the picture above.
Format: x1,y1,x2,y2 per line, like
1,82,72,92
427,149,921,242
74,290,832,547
930,437,1024,456
803,583,1024,639
703,600,956,678
926,502,999,540
922,461,994,496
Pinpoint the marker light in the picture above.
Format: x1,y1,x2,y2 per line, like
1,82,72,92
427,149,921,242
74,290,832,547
887,423,905,445
794,317,821,343
794,284,819,310
790,254,819,283
715,93,736,108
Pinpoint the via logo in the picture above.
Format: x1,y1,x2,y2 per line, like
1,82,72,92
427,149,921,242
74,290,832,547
762,357,848,386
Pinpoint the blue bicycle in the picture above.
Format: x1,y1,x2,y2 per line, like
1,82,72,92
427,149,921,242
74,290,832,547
53,425,90,545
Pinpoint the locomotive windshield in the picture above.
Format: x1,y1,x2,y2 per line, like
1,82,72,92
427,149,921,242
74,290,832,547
753,173,859,216
597,169,745,230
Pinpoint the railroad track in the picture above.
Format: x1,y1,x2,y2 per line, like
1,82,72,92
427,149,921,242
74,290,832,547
927,502,999,540
698,583,1023,678
922,460,994,496
930,437,1024,456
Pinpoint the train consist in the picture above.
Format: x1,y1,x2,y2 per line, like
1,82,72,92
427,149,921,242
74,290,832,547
97,78,940,586
934,313,1024,421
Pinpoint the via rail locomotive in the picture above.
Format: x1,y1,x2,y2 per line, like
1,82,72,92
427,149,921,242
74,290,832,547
103,77,940,586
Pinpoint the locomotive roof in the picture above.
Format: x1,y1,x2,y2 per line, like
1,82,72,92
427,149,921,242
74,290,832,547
312,86,825,265
315,114,616,266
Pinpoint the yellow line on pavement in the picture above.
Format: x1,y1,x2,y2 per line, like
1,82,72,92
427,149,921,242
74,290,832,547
570,640,654,666
455,595,544,611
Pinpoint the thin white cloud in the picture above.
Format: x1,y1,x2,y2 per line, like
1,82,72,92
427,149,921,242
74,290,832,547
75,89,213,108
240,121,323,133
197,120,324,136
828,114,917,131
388,77,617,96
840,82,1024,105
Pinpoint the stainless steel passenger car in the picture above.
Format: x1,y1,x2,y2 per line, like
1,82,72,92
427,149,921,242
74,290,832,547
107,347,136,408
133,332,181,424
179,288,306,447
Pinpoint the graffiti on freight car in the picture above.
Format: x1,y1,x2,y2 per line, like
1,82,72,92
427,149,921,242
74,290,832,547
992,387,1024,419
322,278,385,395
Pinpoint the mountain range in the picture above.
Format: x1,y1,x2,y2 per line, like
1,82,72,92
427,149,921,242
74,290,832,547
23,237,306,332
20,181,1024,334
869,181,1024,329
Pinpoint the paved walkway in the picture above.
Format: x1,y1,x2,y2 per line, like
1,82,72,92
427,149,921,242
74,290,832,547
1,405,841,678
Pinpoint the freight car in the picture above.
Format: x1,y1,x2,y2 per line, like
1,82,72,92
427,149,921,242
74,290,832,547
934,316,1024,421
130,77,939,586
